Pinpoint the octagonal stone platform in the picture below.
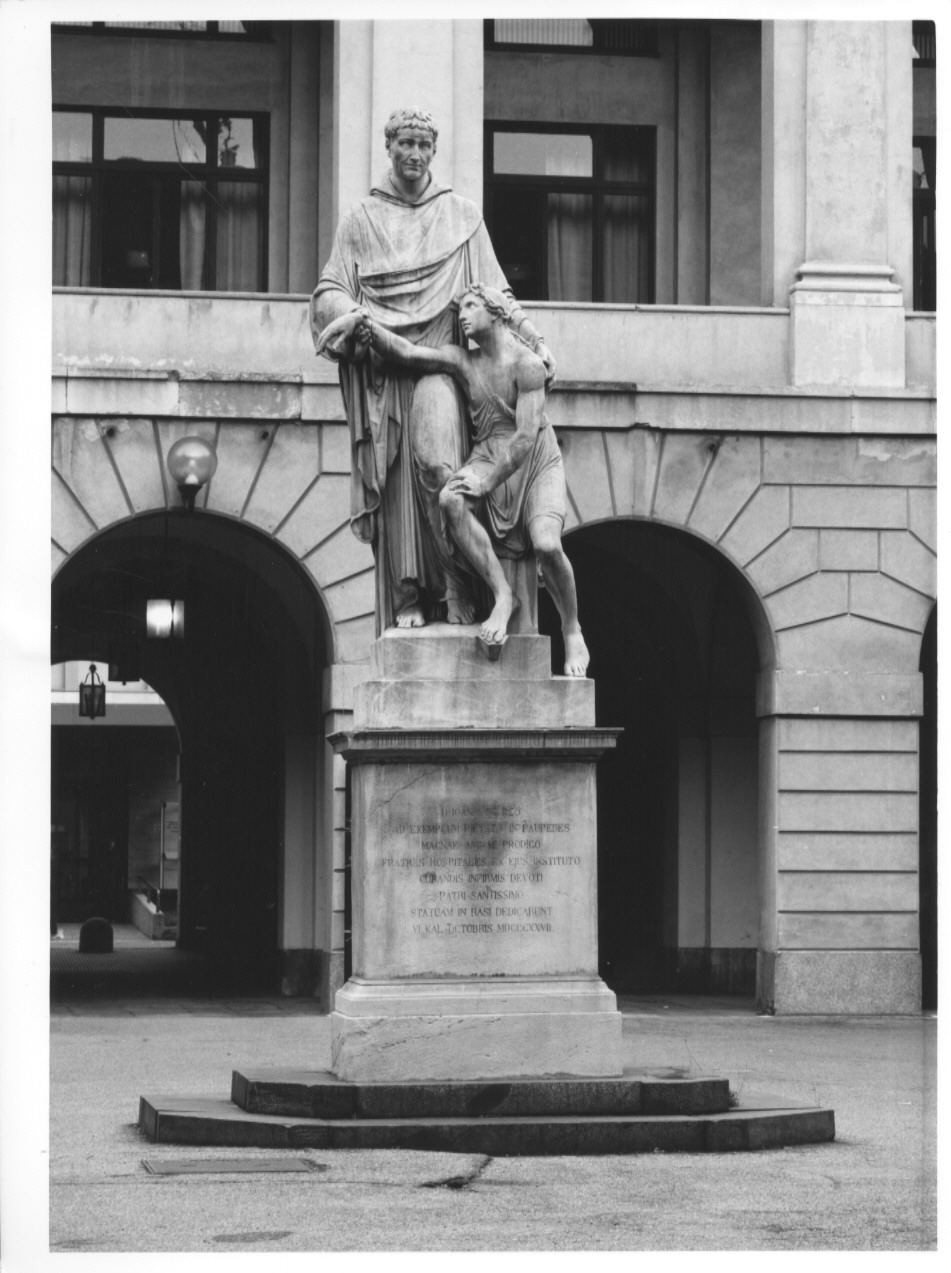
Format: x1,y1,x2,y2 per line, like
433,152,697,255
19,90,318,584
138,1068,836,1154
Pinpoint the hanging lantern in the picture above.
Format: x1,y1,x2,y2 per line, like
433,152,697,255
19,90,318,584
78,664,106,719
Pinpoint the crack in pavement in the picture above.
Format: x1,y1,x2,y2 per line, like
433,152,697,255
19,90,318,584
419,1155,493,1191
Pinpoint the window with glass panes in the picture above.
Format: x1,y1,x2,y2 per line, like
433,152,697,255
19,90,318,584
912,137,936,311
52,109,268,291
51,21,272,39
484,18,658,56
912,22,936,312
484,124,655,304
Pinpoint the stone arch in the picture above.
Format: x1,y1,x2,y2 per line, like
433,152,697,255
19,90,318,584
555,425,935,1010
51,415,375,664
51,508,339,996
541,515,770,996
918,601,937,1010
556,424,935,678
560,427,777,583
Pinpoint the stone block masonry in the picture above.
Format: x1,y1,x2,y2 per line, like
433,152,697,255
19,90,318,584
757,711,922,1013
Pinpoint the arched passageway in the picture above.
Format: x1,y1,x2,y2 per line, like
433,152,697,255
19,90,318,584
52,511,332,993
540,520,772,997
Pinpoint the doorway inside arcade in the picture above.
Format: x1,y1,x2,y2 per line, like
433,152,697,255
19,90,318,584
51,511,330,998
51,719,180,934
541,520,769,999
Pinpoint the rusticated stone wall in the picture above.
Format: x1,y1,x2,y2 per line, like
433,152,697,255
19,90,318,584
51,371,936,1012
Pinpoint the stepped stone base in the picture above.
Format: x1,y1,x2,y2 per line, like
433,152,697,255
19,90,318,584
331,1010,624,1082
138,1068,835,1155
231,1067,731,1118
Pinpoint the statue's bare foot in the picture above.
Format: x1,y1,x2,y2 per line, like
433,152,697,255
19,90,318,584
563,630,590,677
395,604,426,629
481,591,517,645
447,596,476,624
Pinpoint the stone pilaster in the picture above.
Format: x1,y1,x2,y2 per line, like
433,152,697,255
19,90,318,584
789,262,905,389
763,21,912,388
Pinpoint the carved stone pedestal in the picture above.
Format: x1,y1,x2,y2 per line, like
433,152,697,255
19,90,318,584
329,624,622,1082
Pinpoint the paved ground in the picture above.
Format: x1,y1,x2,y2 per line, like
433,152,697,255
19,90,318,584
20,932,945,1256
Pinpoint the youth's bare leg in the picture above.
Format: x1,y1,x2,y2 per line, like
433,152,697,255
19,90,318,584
439,486,517,642
529,515,589,676
410,374,477,624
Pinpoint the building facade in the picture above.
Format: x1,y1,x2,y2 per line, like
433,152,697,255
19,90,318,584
51,19,937,1013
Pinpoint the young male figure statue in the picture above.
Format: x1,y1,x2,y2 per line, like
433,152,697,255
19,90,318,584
311,108,555,634
316,284,590,678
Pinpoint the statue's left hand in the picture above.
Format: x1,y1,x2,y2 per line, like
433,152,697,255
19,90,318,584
313,310,365,360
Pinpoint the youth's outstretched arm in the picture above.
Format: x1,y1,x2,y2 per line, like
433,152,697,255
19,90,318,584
314,309,467,384
363,315,467,384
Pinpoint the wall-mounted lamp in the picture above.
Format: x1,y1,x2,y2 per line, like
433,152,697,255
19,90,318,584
79,664,106,718
166,437,218,512
146,599,185,639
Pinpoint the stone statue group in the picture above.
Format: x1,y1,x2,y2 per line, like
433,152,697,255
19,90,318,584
310,108,588,677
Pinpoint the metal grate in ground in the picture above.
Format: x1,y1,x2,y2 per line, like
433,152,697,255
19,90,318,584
142,1158,328,1175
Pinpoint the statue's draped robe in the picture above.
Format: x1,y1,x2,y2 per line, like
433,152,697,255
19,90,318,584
311,173,511,632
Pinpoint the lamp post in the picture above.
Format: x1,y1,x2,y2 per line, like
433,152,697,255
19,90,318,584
166,437,218,512
147,437,217,637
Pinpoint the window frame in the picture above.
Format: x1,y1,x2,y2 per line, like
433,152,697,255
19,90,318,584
912,21,936,69
484,120,656,304
52,106,270,292
51,21,273,42
912,134,936,312
483,18,659,58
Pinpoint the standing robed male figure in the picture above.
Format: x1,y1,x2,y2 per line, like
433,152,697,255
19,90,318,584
311,107,554,632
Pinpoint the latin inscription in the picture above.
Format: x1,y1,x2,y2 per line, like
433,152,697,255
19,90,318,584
381,803,580,939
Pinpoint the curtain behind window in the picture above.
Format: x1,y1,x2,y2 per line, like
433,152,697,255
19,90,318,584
547,193,592,301
53,175,92,286
216,182,263,291
601,134,650,302
179,181,206,289
603,194,650,304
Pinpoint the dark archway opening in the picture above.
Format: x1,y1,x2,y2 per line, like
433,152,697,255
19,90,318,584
919,604,937,1010
52,511,329,995
540,519,769,997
